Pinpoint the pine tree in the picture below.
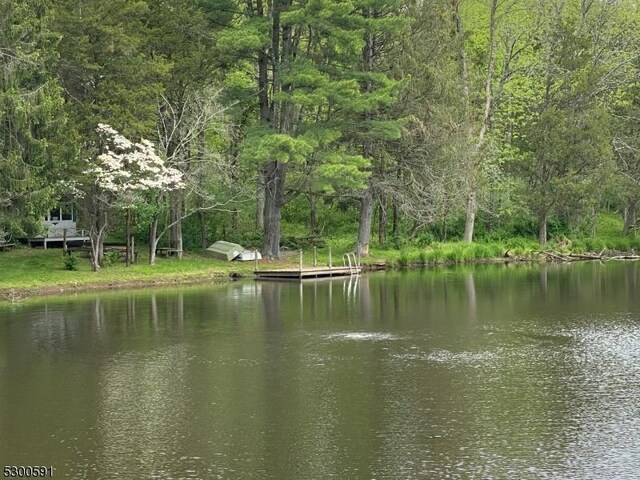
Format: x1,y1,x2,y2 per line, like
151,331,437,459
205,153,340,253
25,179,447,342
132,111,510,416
0,0,70,239
220,0,404,258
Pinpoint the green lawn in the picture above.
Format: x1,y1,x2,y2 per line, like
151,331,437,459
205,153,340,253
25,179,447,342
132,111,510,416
0,247,259,294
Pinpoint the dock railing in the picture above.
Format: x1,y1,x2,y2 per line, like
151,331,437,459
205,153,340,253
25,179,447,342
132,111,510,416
253,246,362,279
342,252,360,275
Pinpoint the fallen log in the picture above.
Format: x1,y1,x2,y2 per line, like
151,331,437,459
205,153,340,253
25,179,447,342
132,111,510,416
545,251,573,262
568,253,602,260
607,255,640,261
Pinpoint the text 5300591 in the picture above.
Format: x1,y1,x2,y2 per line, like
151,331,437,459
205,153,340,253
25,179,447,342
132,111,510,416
3,466,54,478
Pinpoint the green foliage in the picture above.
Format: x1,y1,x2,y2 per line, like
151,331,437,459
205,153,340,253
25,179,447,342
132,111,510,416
397,250,410,267
0,0,72,237
54,0,168,139
102,250,123,267
2,0,640,256
63,253,79,271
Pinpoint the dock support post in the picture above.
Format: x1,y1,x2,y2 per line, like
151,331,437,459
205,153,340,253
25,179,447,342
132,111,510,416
313,246,317,267
328,247,332,268
299,249,303,272
255,250,259,271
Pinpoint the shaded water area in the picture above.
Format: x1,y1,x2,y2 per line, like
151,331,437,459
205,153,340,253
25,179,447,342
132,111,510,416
2,262,640,479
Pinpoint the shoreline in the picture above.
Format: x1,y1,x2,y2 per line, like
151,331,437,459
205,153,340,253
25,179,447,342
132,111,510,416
0,256,558,303
0,271,239,302
0,256,520,302
2,247,637,303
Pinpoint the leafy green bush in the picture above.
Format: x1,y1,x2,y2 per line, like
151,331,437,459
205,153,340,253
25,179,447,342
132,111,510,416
103,250,123,266
414,230,437,247
63,253,79,271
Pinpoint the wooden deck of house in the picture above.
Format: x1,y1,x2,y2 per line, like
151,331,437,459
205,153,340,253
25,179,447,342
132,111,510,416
254,265,362,280
27,236,90,249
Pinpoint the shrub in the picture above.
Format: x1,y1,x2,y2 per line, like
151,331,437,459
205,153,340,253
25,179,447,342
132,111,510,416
103,250,123,266
414,231,437,247
63,253,79,271
397,251,410,267
584,237,607,252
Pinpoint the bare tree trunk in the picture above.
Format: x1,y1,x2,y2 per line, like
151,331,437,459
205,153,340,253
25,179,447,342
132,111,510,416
197,129,208,251
378,199,387,245
89,237,100,272
623,198,637,235
99,240,104,265
170,191,183,259
460,0,498,243
149,217,158,265
357,186,374,257
463,191,476,242
392,202,398,237
262,161,285,259
309,193,317,237
90,228,106,272
89,203,107,272
199,211,208,250
357,11,375,257
228,127,241,235
256,0,269,235
539,210,548,245
256,170,265,230
125,207,132,267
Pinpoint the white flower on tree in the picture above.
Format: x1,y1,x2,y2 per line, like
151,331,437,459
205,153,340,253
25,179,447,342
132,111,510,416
82,124,185,272
90,124,184,193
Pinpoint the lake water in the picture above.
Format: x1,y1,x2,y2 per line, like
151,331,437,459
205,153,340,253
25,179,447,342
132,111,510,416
1,262,640,479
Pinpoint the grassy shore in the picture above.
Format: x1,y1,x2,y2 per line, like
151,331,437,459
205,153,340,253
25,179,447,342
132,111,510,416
2,213,640,301
0,248,259,299
0,242,517,300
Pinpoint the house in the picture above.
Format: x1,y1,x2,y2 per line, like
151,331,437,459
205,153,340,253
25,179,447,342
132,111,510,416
28,202,89,249
44,203,78,237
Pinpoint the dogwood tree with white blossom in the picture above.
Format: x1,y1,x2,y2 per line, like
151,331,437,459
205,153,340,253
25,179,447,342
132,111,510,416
83,124,185,270
90,123,184,194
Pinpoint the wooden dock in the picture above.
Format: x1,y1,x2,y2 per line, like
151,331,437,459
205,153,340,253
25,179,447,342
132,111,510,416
254,265,361,280
253,249,361,280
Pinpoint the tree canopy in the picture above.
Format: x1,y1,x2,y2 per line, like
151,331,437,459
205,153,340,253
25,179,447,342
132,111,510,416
1,0,639,255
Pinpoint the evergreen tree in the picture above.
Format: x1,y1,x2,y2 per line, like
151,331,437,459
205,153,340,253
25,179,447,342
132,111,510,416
220,0,405,258
0,0,70,239
54,0,168,140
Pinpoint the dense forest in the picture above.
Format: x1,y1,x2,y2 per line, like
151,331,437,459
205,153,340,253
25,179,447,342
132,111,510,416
1,0,639,270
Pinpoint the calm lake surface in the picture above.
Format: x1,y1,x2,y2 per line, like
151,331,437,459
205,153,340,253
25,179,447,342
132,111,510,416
2,263,640,479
